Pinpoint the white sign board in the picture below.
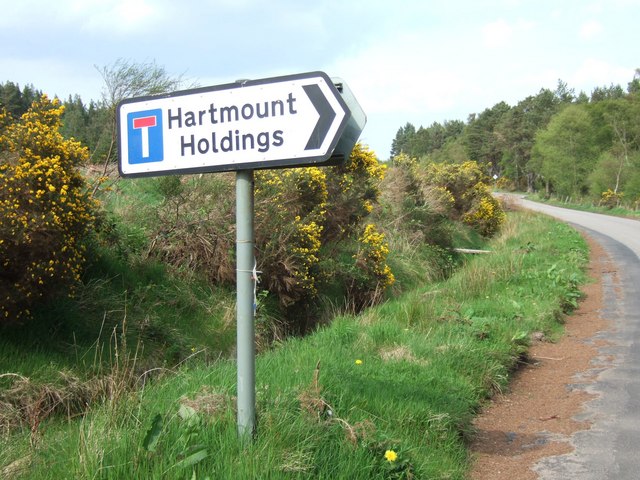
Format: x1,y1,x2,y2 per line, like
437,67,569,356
117,71,351,177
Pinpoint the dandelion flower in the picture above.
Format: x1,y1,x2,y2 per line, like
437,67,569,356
384,449,398,462
355,359,363,365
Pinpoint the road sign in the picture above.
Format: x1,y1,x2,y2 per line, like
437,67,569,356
117,71,356,177
117,71,366,441
330,78,366,162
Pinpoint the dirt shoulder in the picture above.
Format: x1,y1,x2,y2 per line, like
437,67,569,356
469,234,616,479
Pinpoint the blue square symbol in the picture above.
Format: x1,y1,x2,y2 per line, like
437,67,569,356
127,109,164,164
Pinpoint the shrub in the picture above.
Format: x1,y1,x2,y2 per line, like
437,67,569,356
130,144,391,327
0,96,95,323
349,223,395,307
382,154,455,248
323,142,387,241
496,176,515,191
143,173,236,284
461,187,505,237
255,167,327,306
599,189,624,209
255,145,390,310
419,161,485,217
418,161,505,237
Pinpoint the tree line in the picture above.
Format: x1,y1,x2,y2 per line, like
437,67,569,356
3,63,639,208
391,71,640,207
1,60,188,174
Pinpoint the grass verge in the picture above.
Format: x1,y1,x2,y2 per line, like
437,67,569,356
1,210,589,479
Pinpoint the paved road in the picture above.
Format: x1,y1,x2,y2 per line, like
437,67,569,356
511,197,640,479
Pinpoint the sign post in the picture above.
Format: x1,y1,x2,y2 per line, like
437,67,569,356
235,169,255,439
117,71,365,441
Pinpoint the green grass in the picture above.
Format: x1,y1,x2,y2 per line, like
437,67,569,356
0,210,589,479
1,175,240,382
0,244,237,382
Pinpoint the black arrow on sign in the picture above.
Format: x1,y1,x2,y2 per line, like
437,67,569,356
303,84,337,150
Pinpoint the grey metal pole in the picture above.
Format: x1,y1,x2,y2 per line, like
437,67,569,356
236,169,256,439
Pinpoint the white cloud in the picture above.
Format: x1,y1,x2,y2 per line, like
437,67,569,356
579,20,603,40
569,58,634,90
115,0,156,26
0,0,168,34
481,18,535,48
0,1,59,27
482,19,514,48
328,34,467,117
69,0,167,34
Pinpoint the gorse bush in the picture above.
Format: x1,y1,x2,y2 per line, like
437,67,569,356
323,142,387,241
382,153,454,249
137,143,392,328
419,161,505,237
255,166,328,306
255,143,390,312
0,95,95,324
348,223,395,308
461,183,505,237
495,175,515,191
599,188,624,209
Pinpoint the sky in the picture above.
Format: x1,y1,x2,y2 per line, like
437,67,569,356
1,0,639,159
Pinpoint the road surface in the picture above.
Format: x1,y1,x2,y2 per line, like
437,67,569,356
512,196,640,479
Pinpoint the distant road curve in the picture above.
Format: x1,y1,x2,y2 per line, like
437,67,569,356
510,196,640,257
507,194,640,479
